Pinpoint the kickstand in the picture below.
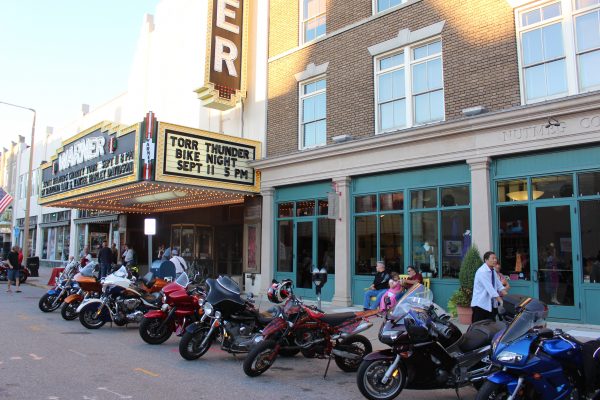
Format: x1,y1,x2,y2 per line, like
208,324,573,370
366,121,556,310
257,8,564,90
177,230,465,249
454,387,461,400
323,354,333,379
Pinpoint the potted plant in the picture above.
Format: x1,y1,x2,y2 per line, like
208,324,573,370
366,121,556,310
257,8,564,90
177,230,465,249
447,246,482,324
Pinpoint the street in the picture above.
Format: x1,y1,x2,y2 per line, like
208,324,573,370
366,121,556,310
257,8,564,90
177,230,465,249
0,283,477,400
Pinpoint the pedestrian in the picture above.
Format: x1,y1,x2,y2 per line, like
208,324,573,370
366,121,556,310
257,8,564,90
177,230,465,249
492,262,510,320
163,246,171,261
471,251,507,323
401,266,423,290
6,246,22,293
122,244,135,266
18,246,23,267
157,244,165,261
170,249,188,277
111,243,119,265
80,246,92,267
97,241,113,279
362,261,390,310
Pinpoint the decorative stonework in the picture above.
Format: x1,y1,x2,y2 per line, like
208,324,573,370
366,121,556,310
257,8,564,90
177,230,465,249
368,21,446,56
294,62,329,82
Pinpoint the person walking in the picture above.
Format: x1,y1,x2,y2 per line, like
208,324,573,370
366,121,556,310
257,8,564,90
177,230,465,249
471,251,507,323
6,246,22,293
122,244,135,266
362,261,391,310
111,243,119,265
170,249,188,277
98,241,113,279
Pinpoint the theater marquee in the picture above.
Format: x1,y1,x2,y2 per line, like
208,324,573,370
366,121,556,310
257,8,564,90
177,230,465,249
195,0,249,110
155,122,260,192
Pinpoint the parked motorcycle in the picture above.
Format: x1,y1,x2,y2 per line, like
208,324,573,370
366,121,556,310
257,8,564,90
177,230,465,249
356,284,512,400
179,275,283,360
475,297,600,400
0,261,30,284
38,260,80,312
138,272,205,344
243,280,376,377
76,266,166,329
61,263,102,321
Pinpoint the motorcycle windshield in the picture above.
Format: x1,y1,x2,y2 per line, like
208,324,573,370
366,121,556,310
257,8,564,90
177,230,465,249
63,260,79,276
389,284,433,321
498,308,547,345
79,264,95,277
205,278,244,307
175,272,189,288
216,275,241,294
110,266,128,279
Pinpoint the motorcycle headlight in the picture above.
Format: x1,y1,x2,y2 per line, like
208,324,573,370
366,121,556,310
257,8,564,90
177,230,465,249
497,351,524,363
203,302,213,316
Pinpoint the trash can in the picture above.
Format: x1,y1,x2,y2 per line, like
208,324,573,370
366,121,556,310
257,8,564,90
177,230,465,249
150,260,176,280
27,256,40,277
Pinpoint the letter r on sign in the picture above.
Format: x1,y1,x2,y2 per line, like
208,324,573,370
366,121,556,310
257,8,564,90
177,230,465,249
214,36,238,77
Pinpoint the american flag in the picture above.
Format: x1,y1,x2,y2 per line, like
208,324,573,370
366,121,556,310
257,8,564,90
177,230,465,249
0,188,13,214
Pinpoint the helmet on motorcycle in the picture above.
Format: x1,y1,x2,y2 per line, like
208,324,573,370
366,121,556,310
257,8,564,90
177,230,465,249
267,279,293,303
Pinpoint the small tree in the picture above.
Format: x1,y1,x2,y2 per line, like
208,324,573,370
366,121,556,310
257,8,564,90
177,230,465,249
448,245,482,313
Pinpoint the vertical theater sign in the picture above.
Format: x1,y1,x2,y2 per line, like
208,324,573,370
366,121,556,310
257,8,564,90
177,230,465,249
196,0,249,110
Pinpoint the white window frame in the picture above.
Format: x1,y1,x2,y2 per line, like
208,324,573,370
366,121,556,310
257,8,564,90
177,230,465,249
374,38,445,134
299,0,326,45
373,0,408,14
515,0,600,104
298,76,327,150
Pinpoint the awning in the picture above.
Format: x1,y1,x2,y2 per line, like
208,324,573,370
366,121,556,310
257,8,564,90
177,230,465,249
74,214,118,224
39,221,71,228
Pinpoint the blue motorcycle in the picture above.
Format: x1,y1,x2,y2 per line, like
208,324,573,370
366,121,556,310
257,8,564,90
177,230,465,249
38,259,80,312
476,297,600,400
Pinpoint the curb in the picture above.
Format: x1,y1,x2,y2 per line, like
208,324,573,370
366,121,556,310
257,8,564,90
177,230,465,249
24,280,51,290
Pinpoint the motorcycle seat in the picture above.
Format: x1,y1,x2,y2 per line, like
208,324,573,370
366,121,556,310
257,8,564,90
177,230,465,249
459,320,505,353
318,312,357,327
257,313,275,325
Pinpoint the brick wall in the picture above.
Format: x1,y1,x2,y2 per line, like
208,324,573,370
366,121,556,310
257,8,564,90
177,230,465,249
267,0,521,157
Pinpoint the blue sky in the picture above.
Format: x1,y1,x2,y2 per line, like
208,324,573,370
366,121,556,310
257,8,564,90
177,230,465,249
0,0,160,151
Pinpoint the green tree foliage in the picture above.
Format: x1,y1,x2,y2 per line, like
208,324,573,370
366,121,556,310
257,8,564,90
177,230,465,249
448,246,482,311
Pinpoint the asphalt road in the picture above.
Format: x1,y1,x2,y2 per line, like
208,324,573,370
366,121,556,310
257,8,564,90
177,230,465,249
0,284,477,400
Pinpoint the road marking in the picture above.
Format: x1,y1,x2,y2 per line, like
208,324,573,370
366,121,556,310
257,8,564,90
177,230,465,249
134,367,160,377
29,353,43,360
10,356,22,360
18,314,31,320
68,349,88,357
97,387,132,399
28,324,43,332
82,396,98,400
48,397,60,400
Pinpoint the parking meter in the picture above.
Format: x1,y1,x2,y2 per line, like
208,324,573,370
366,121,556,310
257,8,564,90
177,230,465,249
312,267,328,310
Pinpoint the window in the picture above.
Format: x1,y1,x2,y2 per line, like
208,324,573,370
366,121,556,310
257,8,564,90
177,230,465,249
516,0,600,103
300,78,326,149
377,0,407,13
376,40,444,133
301,0,326,43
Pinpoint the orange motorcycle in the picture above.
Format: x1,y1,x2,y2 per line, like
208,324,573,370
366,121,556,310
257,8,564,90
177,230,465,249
61,263,103,321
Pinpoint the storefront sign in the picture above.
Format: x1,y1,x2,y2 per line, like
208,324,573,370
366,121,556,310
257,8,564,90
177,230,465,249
39,121,140,204
155,122,260,192
195,0,249,110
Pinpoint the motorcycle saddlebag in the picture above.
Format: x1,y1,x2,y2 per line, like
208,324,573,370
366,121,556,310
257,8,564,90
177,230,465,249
583,339,600,392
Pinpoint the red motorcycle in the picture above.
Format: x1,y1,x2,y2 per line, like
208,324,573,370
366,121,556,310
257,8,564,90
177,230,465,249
243,280,378,377
138,272,204,345
0,261,30,284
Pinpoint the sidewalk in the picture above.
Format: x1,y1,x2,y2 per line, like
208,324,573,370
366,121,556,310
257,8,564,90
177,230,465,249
24,266,54,290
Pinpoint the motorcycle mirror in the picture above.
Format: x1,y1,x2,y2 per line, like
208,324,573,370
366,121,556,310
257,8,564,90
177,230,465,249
247,292,254,299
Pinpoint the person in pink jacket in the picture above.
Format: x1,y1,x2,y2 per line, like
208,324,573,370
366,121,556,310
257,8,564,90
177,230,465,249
379,272,403,311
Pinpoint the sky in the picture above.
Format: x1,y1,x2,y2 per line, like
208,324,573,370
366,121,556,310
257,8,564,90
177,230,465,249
0,0,161,151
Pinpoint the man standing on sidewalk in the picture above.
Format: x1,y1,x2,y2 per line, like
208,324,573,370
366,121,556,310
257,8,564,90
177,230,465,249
471,251,507,322
98,241,113,279
6,246,21,293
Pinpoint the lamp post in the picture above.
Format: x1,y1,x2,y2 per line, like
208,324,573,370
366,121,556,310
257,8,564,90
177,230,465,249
0,101,36,264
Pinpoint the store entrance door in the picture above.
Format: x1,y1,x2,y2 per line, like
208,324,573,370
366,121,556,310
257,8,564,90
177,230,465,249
531,204,580,320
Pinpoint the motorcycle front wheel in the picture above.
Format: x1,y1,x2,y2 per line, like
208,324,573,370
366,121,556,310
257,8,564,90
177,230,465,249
60,301,80,320
38,293,61,312
357,358,406,400
179,326,212,360
243,339,278,377
334,334,373,372
139,317,172,345
475,381,511,400
79,308,106,329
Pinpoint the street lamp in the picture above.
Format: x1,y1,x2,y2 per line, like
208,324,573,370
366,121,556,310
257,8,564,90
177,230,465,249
0,101,36,264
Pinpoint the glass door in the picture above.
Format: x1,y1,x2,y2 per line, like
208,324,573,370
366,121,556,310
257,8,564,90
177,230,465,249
532,204,580,320
296,221,314,292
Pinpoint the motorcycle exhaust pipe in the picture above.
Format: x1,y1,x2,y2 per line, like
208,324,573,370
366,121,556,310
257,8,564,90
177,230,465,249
331,349,362,360
297,338,326,348
348,321,373,336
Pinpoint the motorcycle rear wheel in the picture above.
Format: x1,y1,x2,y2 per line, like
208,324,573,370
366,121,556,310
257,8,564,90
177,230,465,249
475,381,511,400
79,308,106,329
357,358,406,400
243,339,278,377
139,317,172,345
60,301,80,320
179,326,212,360
335,334,373,372
38,293,61,312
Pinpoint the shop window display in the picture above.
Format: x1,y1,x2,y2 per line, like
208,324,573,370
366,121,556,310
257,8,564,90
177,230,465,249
498,205,530,280
580,200,600,283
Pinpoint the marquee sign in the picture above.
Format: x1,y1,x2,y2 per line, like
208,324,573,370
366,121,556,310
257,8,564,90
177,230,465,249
38,121,140,204
155,122,260,192
195,0,249,110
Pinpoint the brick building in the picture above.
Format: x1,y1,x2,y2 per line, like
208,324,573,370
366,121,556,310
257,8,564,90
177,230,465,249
254,0,600,324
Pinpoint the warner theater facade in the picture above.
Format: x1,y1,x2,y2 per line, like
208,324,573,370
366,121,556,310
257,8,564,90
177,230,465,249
255,0,600,323
35,0,268,290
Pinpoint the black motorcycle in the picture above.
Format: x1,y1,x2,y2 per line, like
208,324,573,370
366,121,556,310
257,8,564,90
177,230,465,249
356,284,516,400
179,276,294,360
